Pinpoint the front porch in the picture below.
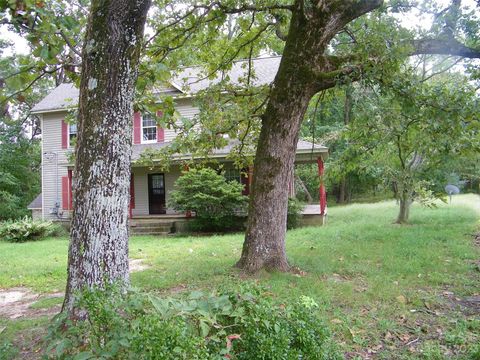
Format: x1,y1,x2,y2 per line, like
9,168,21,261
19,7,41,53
129,203,326,235
127,141,328,234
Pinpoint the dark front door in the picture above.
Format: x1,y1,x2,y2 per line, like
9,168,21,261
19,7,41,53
148,173,166,214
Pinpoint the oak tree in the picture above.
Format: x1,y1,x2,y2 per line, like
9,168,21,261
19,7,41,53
62,0,151,312
148,0,480,271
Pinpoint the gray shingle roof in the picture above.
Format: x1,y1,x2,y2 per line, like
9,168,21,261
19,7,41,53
31,56,282,113
31,83,78,113
27,193,42,209
173,56,281,93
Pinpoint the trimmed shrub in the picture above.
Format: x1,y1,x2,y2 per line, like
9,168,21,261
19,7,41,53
0,217,62,242
45,285,341,359
168,168,248,232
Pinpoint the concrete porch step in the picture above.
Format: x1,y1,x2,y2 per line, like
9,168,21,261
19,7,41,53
128,216,191,235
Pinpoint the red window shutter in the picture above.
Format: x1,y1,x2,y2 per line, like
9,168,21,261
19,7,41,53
157,126,164,143
156,111,164,143
61,176,69,210
61,119,68,149
130,174,135,209
133,112,141,144
68,170,73,210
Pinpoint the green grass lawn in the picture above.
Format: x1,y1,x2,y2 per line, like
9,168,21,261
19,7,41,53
1,194,479,359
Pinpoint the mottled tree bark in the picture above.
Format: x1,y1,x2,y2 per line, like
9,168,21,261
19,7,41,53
63,0,151,313
396,193,412,224
236,0,383,272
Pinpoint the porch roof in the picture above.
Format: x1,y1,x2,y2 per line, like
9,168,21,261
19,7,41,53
131,139,327,164
27,193,42,209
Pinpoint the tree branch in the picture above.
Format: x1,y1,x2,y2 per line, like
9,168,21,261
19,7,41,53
333,0,384,23
412,38,480,58
56,30,82,57
421,57,463,82
209,2,294,14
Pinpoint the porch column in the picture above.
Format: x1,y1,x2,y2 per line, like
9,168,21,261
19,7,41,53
317,157,326,216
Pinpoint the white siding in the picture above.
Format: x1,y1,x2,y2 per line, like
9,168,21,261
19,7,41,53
163,98,199,142
132,165,182,216
40,98,198,220
41,111,72,220
132,168,148,216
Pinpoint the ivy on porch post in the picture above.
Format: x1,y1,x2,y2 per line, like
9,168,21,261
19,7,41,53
317,157,326,216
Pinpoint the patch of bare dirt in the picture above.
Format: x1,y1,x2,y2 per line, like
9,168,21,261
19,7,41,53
442,291,480,316
129,258,150,272
0,288,63,319
0,259,149,320
290,266,308,277
474,233,480,247
165,283,188,294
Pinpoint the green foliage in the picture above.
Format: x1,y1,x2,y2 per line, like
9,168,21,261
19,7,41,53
0,122,41,220
168,168,248,232
413,181,446,208
287,198,303,230
0,342,18,360
0,217,62,242
2,196,480,356
45,285,340,359
0,1,85,96
296,164,321,201
325,68,480,221
300,87,385,204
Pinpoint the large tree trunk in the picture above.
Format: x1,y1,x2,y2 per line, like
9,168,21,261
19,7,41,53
63,0,151,313
236,0,383,272
396,193,411,224
236,65,314,272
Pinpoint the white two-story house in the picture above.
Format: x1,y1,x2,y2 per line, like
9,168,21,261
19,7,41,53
28,56,328,230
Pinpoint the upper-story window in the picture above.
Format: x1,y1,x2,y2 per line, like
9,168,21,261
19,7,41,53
69,123,77,147
142,114,157,143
